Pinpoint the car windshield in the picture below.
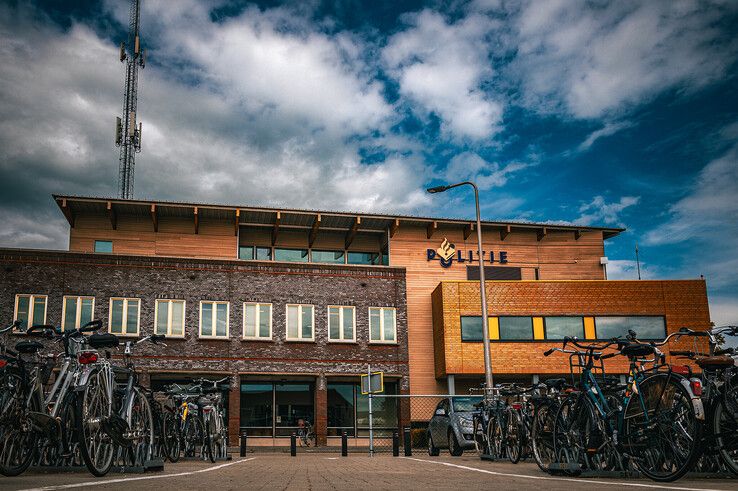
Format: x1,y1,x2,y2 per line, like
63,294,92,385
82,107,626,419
452,396,482,412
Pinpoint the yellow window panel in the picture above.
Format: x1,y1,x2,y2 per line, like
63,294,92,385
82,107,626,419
584,317,596,339
487,317,500,340
533,317,545,340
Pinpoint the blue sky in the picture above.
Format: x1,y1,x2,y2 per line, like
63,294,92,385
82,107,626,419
0,0,736,324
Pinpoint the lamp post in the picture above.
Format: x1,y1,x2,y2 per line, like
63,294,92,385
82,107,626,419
427,182,494,392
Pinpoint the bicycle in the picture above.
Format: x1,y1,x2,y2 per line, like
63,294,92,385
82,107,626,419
163,382,211,462
190,377,229,461
297,419,316,447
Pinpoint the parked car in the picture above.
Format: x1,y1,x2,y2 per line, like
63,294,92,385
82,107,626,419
427,396,482,456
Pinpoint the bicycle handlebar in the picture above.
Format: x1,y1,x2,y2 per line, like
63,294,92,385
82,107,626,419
79,320,103,333
0,320,23,334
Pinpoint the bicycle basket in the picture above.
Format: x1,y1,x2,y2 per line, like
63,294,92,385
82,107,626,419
568,351,606,386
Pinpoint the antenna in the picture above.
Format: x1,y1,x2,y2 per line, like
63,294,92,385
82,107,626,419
115,0,145,199
635,242,641,280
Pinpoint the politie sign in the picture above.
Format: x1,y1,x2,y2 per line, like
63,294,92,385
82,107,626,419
427,238,508,268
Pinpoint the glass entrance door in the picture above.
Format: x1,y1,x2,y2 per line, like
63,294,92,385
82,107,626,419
240,381,314,437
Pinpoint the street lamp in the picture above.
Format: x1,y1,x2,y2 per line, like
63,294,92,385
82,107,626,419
427,181,494,392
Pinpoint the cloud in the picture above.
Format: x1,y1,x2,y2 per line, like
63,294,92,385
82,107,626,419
709,297,738,327
444,152,531,191
383,10,503,140
605,259,658,281
578,121,634,151
576,195,640,226
508,0,738,119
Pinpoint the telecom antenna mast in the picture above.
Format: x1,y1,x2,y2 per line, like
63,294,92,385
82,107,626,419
115,0,146,199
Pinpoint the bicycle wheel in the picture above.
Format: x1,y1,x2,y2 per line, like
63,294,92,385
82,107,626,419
204,416,215,463
623,372,702,482
714,400,738,475
506,408,524,464
162,412,181,462
0,384,39,477
553,393,595,474
531,402,557,472
129,387,154,466
472,414,488,455
76,369,115,477
487,413,503,459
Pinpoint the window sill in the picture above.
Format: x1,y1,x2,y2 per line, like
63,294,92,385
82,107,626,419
368,341,398,345
109,332,140,338
198,336,231,341
284,338,315,343
242,337,273,342
327,339,357,344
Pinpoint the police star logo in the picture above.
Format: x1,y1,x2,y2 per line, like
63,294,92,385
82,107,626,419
436,238,455,267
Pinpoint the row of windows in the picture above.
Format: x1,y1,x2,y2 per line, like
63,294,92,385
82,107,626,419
238,246,386,265
460,315,667,342
12,294,397,343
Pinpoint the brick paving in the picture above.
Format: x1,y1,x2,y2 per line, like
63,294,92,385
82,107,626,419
2,454,735,491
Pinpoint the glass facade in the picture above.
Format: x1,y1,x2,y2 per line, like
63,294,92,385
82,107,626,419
347,252,382,265
595,316,666,340
240,381,314,437
544,316,584,340
239,246,272,260
312,250,345,264
498,317,533,340
327,381,398,437
274,248,309,262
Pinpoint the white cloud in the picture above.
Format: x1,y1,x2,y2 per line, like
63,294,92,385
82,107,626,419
576,195,640,226
605,259,657,281
444,152,531,191
509,0,738,119
578,121,634,151
710,297,738,327
383,10,503,140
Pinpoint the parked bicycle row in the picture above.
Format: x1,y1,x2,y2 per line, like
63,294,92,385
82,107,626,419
468,325,738,482
0,319,229,477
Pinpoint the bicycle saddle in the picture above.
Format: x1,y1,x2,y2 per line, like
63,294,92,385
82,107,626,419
620,343,656,357
543,378,566,389
88,332,120,349
15,340,44,354
696,356,735,370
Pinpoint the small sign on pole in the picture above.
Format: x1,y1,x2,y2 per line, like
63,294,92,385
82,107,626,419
361,371,384,395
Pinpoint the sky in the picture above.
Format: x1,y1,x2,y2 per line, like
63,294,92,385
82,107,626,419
0,0,736,325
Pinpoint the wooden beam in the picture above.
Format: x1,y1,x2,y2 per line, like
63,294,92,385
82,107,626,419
389,219,400,238
150,204,158,232
345,216,361,249
59,198,74,227
500,224,511,241
106,201,117,230
537,227,547,242
464,223,474,240
234,209,240,236
309,214,321,248
271,211,281,246
574,229,582,240
426,221,437,240
193,207,199,234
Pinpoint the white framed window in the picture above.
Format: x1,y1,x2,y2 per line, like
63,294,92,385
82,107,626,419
109,298,140,336
62,296,95,331
328,306,355,342
369,307,397,343
199,301,229,339
243,303,272,340
286,304,314,341
155,299,186,337
14,294,47,329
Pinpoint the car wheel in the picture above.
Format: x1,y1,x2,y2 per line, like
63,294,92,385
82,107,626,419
428,432,440,456
449,430,463,457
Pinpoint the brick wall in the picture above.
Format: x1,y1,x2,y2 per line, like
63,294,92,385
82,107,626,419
433,280,711,377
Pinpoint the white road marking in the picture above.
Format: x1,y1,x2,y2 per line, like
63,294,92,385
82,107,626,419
404,458,730,491
19,457,257,491
325,457,339,460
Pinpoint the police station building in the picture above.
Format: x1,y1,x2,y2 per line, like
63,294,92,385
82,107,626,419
0,195,711,445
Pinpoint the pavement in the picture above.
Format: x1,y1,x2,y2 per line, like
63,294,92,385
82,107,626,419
1,454,736,491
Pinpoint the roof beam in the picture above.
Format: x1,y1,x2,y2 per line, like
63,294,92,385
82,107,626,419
464,223,474,240
271,211,281,246
574,229,582,240
537,227,547,242
309,214,321,248
500,225,511,241
427,221,438,239
150,204,158,232
234,209,240,236
193,207,199,235
106,201,117,230
389,218,400,238
59,198,75,227
345,216,361,249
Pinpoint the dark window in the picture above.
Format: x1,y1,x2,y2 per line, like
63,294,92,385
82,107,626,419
312,250,345,264
461,316,484,341
238,246,254,260
356,381,397,436
327,383,355,436
467,266,522,280
94,240,113,253
595,316,666,340
544,317,584,339
274,383,314,436
498,317,533,340
347,252,382,265
255,247,272,260
240,383,273,436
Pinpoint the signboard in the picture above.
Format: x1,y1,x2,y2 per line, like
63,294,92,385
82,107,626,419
427,238,508,268
360,371,384,394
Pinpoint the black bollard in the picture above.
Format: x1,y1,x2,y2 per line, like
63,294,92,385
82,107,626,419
341,432,348,457
403,428,412,456
291,433,297,456
240,430,248,457
392,431,399,457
